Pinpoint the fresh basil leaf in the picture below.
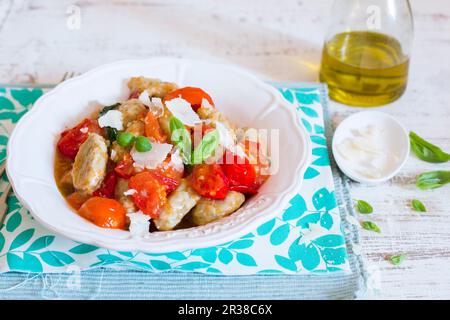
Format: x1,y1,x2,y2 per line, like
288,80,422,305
388,254,406,266
416,171,450,190
411,199,427,212
361,221,381,233
105,127,118,142
99,103,121,117
192,129,219,164
355,200,373,214
410,132,450,163
169,116,192,164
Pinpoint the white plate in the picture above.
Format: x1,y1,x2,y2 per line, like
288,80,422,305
332,111,410,185
7,58,312,253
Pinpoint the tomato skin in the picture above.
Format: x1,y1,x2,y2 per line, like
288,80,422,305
93,171,118,198
164,87,214,112
191,164,229,200
222,152,258,194
114,154,135,179
129,172,167,218
144,111,167,143
147,156,183,194
78,197,126,229
57,119,102,160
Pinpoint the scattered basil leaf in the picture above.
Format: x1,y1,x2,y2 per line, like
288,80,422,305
361,221,381,233
410,132,450,163
192,129,220,164
355,200,373,214
411,199,427,212
105,127,118,142
99,103,121,117
388,254,406,266
169,116,192,164
416,171,450,190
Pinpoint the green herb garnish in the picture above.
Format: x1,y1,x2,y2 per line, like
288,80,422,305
192,129,220,164
411,199,427,212
410,132,450,163
388,254,406,266
117,132,135,148
361,221,381,233
135,136,152,152
416,171,450,190
355,200,373,214
169,116,192,164
105,127,118,142
99,103,121,117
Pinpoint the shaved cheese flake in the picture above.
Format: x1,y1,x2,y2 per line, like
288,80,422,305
165,97,201,126
149,97,164,118
123,189,137,196
80,127,88,134
138,90,151,107
201,98,214,109
98,110,123,130
215,121,235,149
131,142,173,169
127,211,150,238
170,148,184,172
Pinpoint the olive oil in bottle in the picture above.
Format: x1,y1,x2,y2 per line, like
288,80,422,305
319,31,410,107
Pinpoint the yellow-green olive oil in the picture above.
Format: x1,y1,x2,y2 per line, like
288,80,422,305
319,31,410,107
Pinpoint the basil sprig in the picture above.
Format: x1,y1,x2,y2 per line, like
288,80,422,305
416,171,450,190
411,199,427,212
192,129,219,164
99,103,121,117
99,103,121,142
169,116,192,164
410,132,450,163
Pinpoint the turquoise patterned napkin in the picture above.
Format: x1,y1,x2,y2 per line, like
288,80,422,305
0,85,350,275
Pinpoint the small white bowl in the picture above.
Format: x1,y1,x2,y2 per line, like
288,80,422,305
332,111,410,185
7,58,312,253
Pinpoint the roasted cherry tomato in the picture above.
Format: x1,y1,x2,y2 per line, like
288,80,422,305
93,171,118,199
191,164,229,200
114,154,135,179
242,139,270,186
129,172,167,218
66,192,91,210
148,156,183,194
57,119,102,160
78,197,126,229
222,152,258,194
164,87,214,112
145,111,167,143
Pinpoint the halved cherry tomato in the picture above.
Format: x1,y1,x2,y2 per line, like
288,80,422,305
129,172,167,218
66,192,91,210
93,171,118,199
114,154,135,179
78,197,126,229
164,87,214,112
191,164,229,200
222,152,258,195
242,139,270,186
57,119,102,160
144,111,167,143
148,155,183,194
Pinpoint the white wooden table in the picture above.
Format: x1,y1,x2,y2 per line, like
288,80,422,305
1,0,449,299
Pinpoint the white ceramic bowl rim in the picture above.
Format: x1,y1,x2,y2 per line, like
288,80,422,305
7,58,312,253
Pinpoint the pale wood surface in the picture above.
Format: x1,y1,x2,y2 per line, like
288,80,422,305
1,0,449,299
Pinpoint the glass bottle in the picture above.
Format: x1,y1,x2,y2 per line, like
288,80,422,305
319,0,414,107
